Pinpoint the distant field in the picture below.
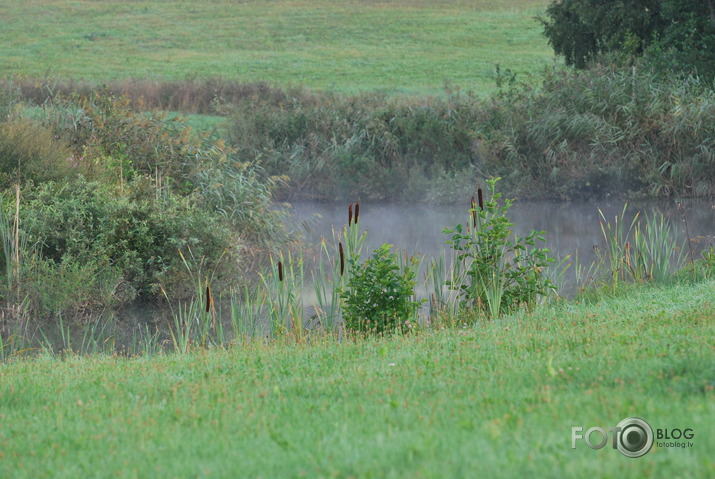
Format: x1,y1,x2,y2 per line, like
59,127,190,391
0,0,554,95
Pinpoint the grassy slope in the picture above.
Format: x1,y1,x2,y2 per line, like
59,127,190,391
0,0,553,96
1,280,713,478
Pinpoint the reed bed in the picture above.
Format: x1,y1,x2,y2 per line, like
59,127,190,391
2,193,709,358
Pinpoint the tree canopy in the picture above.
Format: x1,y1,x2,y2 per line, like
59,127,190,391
540,0,715,79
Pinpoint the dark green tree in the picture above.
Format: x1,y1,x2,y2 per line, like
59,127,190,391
540,0,715,79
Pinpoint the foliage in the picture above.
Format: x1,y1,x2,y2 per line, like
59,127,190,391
0,119,76,189
16,177,241,315
444,179,554,318
222,63,715,201
341,243,422,335
0,88,289,321
224,91,483,201
540,0,715,80
35,91,200,189
187,144,288,250
479,65,715,199
540,0,663,69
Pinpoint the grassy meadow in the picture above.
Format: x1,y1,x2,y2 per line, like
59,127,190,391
1,279,713,478
0,0,554,96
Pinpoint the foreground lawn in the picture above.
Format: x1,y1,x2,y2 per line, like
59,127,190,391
0,0,554,95
1,280,713,478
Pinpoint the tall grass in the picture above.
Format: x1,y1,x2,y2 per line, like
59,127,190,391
261,251,304,342
597,204,686,286
218,65,714,202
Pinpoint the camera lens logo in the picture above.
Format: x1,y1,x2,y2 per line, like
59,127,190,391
615,417,654,458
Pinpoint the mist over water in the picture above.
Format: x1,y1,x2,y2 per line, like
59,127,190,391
288,198,715,284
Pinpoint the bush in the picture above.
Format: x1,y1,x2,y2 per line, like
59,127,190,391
35,91,201,189
341,243,422,335
444,179,555,318
18,177,242,312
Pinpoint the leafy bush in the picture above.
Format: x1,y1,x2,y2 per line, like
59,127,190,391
444,179,555,318
18,177,241,311
341,243,422,335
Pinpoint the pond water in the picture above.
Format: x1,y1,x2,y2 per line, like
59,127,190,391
288,197,715,287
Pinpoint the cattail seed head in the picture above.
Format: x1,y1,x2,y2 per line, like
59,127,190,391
339,242,345,276
278,261,284,282
205,284,212,313
477,188,484,211
354,203,360,224
348,203,353,226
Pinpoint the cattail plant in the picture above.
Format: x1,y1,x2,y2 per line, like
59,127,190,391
311,205,367,334
471,196,477,228
339,242,345,276
164,247,225,352
261,252,304,342
444,177,555,318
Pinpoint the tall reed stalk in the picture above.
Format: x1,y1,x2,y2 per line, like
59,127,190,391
598,204,685,286
311,204,366,334
261,251,304,342
163,247,224,353
228,285,268,344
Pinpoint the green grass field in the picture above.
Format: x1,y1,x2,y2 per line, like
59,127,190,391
0,0,554,95
1,280,713,478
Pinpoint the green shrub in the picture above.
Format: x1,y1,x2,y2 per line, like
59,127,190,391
444,178,555,318
341,243,422,335
19,177,242,309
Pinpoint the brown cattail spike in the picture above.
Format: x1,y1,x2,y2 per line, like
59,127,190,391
348,203,353,226
205,284,212,313
278,261,284,282
354,203,360,224
339,242,345,276
477,188,484,211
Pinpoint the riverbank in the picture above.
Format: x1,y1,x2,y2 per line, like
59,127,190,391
1,278,713,478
